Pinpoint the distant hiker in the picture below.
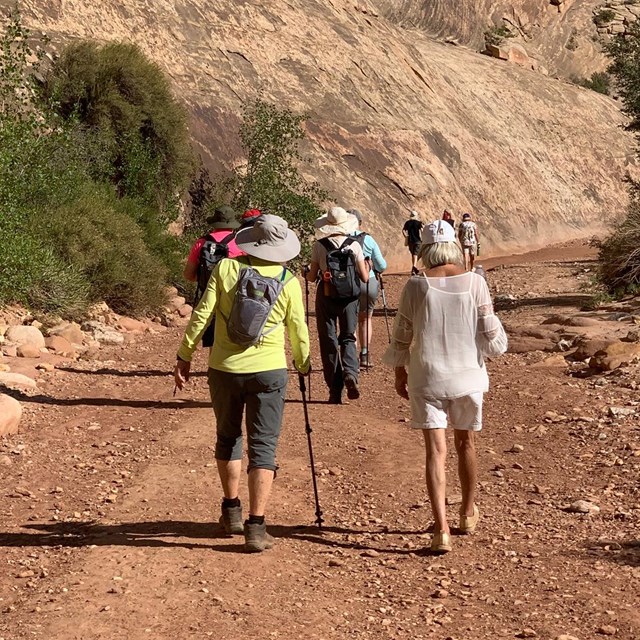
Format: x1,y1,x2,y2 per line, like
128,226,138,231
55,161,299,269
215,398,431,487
458,212,480,272
402,211,423,275
184,205,243,350
348,208,387,368
239,208,262,230
384,219,507,554
442,210,455,228
174,214,311,553
306,207,369,404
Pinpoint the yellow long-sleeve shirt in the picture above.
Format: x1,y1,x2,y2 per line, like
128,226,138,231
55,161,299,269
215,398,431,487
177,257,310,374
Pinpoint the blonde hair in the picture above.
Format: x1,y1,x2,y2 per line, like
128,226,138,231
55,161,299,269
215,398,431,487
419,241,464,270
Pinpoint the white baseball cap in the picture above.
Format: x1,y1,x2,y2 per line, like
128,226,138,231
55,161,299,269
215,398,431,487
421,219,456,245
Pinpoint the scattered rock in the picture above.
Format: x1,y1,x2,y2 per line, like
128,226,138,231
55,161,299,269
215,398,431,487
116,317,148,333
510,444,524,453
2,344,17,358
432,588,449,599
445,494,462,505
597,626,617,636
608,406,635,418
16,344,41,359
81,321,125,346
508,337,555,354
0,454,12,466
0,393,22,436
555,635,580,640
516,630,537,639
532,354,567,368
166,296,186,313
589,341,640,372
45,335,75,356
328,559,344,567
5,325,45,349
36,363,55,372
566,500,600,514
48,322,85,346
177,303,193,318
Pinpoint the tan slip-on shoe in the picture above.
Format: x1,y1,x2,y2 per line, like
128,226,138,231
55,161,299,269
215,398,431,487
430,531,452,554
459,504,480,535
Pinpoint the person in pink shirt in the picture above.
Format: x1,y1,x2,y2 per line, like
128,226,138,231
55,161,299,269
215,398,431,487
184,205,243,348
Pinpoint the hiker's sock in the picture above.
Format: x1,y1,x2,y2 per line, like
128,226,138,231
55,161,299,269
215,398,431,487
248,514,265,525
223,497,241,508
360,348,368,356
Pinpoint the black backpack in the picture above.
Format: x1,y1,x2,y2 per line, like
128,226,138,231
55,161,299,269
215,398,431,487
196,232,234,297
320,236,361,299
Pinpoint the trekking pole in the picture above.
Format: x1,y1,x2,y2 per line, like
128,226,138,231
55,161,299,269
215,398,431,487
303,268,312,401
378,274,392,344
298,373,324,529
364,276,370,372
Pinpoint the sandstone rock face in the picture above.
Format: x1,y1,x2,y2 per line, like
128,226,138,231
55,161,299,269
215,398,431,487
0,393,22,437
371,0,609,78
19,0,634,264
5,326,45,349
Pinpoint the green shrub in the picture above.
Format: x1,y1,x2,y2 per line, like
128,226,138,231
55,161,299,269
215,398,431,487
30,187,169,316
594,9,616,27
41,41,193,215
484,24,514,48
598,181,640,293
571,72,611,95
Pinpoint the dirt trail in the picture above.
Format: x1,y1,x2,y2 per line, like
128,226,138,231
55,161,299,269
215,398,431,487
1,241,639,640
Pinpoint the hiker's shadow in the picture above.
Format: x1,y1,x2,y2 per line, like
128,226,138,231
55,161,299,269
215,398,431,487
0,521,435,555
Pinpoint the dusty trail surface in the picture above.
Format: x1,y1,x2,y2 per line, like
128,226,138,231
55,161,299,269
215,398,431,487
1,241,639,640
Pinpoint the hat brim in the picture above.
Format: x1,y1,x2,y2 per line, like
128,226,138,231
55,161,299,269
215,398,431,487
313,214,359,238
234,226,301,262
206,218,240,230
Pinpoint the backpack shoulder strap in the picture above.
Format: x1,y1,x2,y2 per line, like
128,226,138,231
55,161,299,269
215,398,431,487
340,236,359,249
319,238,334,252
220,232,235,245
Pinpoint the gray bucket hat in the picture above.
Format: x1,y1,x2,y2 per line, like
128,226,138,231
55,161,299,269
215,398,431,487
234,214,301,262
206,205,240,229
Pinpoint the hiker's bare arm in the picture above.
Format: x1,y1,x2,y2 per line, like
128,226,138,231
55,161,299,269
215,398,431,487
306,262,320,282
394,367,409,400
183,261,197,282
357,258,369,283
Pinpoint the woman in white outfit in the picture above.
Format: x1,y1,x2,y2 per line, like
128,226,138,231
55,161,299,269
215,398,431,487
384,220,508,553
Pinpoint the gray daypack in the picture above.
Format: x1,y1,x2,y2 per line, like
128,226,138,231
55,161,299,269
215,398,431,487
225,263,290,347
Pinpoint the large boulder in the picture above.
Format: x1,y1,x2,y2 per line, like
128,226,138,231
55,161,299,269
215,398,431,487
508,336,555,354
5,325,45,349
0,372,38,391
16,344,41,359
49,322,85,346
589,341,640,372
45,335,76,356
572,337,618,361
116,317,148,333
81,321,125,346
0,393,21,436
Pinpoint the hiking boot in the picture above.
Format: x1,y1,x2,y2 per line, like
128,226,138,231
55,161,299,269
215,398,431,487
360,351,372,369
244,520,274,553
344,374,360,400
328,389,343,404
219,503,244,536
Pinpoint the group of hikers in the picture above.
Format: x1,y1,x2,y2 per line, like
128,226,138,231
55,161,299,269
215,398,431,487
173,204,507,554
403,209,480,274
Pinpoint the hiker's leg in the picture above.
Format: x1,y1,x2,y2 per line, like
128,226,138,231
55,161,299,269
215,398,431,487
338,297,359,379
209,369,244,499
363,277,378,352
316,290,342,394
454,430,477,517
469,247,476,271
423,428,449,534
449,393,482,517
244,369,288,517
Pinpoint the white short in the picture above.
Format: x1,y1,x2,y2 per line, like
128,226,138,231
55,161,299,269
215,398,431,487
410,393,483,431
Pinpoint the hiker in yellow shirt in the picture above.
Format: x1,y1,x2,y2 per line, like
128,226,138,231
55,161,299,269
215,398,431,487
174,215,310,553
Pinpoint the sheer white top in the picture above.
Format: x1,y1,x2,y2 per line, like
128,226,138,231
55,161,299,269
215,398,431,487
383,272,508,399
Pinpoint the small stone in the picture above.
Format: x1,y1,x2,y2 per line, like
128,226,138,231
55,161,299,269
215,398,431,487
555,635,580,640
0,455,12,466
0,393,22,436
362,549,380,558
516,630,537,638
608,406,635,418
17,570,35,579
510,444,525,453
432,588,449,599
445,494,462,505
16,344,41,358
566,500,600,514
36,362,55,372
597,626,617,636
328,559,344,567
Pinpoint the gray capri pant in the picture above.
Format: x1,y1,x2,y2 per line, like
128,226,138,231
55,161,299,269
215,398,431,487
359,276,379,314
208,368,288,471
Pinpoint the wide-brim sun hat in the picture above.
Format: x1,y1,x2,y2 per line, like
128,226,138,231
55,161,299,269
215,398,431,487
206,205,240,229
422,219,456,245
314,206,359,237
234,214,301,262
410,210,419,219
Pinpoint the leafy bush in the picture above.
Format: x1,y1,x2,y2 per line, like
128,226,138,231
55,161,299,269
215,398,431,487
598,182,640,294
483,24,514,48
571,72,611,95
594,9,616,27
41,41,193,216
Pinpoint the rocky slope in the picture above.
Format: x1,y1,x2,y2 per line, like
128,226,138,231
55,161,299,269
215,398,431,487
16,0,635,262
370,0,608,79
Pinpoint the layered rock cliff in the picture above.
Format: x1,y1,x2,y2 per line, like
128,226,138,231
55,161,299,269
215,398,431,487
14,0,635,263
